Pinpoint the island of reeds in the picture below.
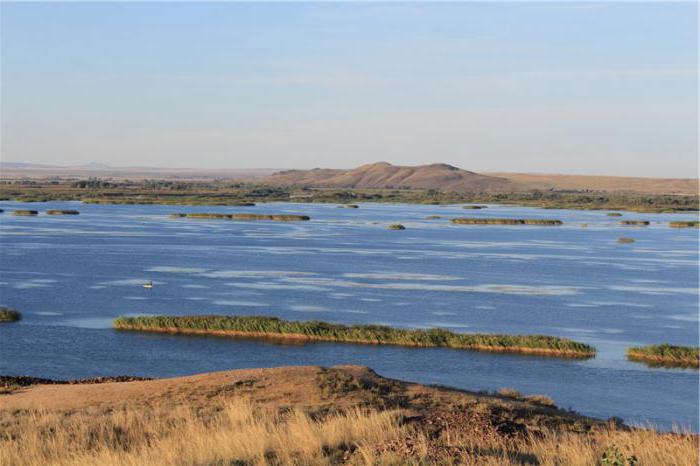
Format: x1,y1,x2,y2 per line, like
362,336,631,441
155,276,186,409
12,210,38,216
451,218,563,226
606,212,623,217
620,220,650,226
113,315,596,358
387,224,406,230
626,344,699,369
0,307,21,323
462,205,486,209
669,221,699,228
46,209,80,215
170,213,310,221
617,237,635,244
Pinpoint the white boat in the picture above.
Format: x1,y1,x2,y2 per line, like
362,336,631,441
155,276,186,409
143,281,153,289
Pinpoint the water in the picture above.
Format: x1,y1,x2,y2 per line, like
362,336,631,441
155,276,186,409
0,201,697,430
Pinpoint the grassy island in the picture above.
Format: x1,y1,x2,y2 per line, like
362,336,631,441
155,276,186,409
462,205,486,209
425,215,442,219
451,218,563,226
387,224,406,230
113,315,596,358
617,237,635,244
46,209,80,215
12,210,38,216
170,213,310,221
0,307,21,323
627,344,699,369
620,220,649,226
606,212,623,217
669,221,699,228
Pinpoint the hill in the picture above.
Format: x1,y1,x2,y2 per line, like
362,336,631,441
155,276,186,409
1,365,696,465
265,162,524,192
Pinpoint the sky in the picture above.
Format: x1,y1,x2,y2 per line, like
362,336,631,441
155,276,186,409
1,2,697,177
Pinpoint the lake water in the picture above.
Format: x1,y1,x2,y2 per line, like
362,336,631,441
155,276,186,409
0,201,698,430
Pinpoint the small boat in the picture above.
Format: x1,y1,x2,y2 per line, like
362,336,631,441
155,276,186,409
143,281,153,289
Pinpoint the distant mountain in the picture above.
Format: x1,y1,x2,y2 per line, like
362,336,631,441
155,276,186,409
264,162,523,192
0,162,61,169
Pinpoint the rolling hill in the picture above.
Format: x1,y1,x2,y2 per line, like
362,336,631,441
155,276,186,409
265,162,523,192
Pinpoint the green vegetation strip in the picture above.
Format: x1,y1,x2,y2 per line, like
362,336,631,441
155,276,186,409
113,315,596,358
12,210,38,216
387,224,406,230
0,307,21,323
626,344,699,369
451,218,562,225
170,213,310,221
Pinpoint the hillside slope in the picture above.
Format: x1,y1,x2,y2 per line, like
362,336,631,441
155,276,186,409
266,162,523,192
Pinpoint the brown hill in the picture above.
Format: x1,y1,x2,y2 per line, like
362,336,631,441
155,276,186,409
265,162,523,192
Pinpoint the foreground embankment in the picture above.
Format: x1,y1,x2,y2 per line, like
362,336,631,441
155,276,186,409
0,365,696,466
113,315,596,358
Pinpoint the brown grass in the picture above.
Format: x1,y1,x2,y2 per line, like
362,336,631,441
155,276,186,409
2,398,696,466
360,423,698,466
0,399,404,466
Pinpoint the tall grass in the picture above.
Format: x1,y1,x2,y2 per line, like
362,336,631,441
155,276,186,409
627,344,699,369
113,315,596,358
1,399,696,466
0,399,404,466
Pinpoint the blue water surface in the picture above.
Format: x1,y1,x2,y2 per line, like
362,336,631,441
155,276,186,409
0,201,697,430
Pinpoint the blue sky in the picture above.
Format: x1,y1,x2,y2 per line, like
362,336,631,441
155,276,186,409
1,2,697,176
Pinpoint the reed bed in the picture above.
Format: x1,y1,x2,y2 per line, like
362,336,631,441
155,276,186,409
0,307,21,323
169,213,310,221
46,209,80,215
12,210,38,216
620,220,650,226
627,344,699,369
451,218,563,225
669,221,699,228
617,237,635,244
387,224,406,230
113,315,596,358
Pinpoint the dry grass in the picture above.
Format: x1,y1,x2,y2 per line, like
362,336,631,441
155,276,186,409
359,424,699,466
2,398,697,466
0,399,404,466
